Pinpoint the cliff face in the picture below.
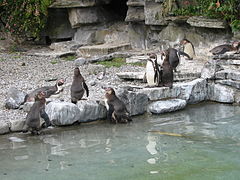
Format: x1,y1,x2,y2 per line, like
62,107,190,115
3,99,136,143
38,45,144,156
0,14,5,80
45,0,235,51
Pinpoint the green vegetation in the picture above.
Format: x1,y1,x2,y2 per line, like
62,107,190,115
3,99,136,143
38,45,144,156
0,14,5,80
62,55,77,61
174,0,240,32
0,0,52,39
50,60,58,64
96,57,146,68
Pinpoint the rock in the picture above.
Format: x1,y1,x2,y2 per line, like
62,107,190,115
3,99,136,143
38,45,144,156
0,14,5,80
216,80,240,89
73,28,96,45
128,23,148,49
125,6,145,22
215,70,240,81
49,0,111,8
187,16,227,29
0,121,10,135
126,55,148,63
139,86,181,101
46,102,81,126
49,41,81,52
207,83,235,103
87,64,106,75
89,80,96,86
145,1,167,25
178,78,207,104
148,99,187,114
10,119,25,132
5,87,27,109
117,88,149,116
116,72,145,80
201,60,223,79
77,100,107,122
75,57,87,66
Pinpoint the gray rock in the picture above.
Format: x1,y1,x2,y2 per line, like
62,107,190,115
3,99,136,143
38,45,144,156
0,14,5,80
89,80,96,86
145,1,167,25
116,72,145,80
117,88,148,116
207,83,235,103
125,6,145,22
49,0,111,8
10,119,25,132
77,100,107,122
0,121,10,135
5,87,27,109
216,80,240,89
87,64,106,75
75,57,87,66
46,102,81,126
139,86,181,101
178,78,207,104
187,16,227,29
201,60,223,79
49,41,81,52
148,99,187,114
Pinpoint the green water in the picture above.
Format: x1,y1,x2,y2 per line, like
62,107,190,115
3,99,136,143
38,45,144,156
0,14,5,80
0,102,240,180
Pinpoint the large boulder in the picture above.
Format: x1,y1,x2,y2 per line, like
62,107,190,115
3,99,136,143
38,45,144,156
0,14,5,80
0,121,10,135
207,83,235,103
148,99,187,114
201,60,223,79
5,87,27,109
77,100,107,122
9,119,25,132
46,102,81,126
117,88,149,116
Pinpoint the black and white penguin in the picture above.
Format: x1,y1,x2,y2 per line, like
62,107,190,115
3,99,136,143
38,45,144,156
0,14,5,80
104,87,132,123
25,78,65,102
210,41,240,55
180,38,195,59
23,91,51,135
70,67,89,104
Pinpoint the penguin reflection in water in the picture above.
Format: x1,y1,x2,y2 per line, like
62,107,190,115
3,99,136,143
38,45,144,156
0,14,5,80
71,67,89,104
23,91,51,135
104,87,132,123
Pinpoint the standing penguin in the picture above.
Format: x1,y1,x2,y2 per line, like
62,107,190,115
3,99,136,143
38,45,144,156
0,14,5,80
71,67,89,104
180,39,195,60
167,48,191,72
160,49,174,88
23,91,51,135
104,87,132,123
145,53,163,87
209,41,240,55
25,78,65,102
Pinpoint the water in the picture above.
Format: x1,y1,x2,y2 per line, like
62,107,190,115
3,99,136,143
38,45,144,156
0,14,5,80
0,102,240,180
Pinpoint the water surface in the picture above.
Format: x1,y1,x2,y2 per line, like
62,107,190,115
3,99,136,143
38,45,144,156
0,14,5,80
0,102,240,180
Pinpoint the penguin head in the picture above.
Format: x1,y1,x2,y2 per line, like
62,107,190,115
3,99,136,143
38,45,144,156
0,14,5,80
147,53,157,60
232,41,240,49
105,87,115,96
74,67,81,76
57,78,65,86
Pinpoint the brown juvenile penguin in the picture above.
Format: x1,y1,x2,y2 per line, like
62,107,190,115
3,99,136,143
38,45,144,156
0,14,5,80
71,67,89,104
104,87,132,123
210,41,240,55
23,91,51,135
25,78,65,102
180,38,195,59
160,49,174,88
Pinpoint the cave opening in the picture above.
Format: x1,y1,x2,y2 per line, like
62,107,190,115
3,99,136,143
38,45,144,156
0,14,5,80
105,0,128,21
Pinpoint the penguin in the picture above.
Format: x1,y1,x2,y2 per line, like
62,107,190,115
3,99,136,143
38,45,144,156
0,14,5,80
160,49,174,88
145,53,163,87
104,87,132,123
210,41,240,55
180,38,195,59
25,78,65,102
167,48,191,72
22,91,51,135
70,67,89,104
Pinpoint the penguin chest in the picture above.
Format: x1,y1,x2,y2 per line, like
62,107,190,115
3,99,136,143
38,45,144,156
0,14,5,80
146,61,156,86
184,43,195,58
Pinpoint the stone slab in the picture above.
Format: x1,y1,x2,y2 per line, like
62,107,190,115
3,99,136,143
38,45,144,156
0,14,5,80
187,16,227,29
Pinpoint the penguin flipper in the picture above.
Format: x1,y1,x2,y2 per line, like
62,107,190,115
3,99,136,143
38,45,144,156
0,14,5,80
83,81,89,97
178,51,191,59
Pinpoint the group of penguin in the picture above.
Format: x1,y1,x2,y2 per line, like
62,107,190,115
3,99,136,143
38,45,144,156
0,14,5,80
145,39,240,88
22,39,240,135
22,67,131,135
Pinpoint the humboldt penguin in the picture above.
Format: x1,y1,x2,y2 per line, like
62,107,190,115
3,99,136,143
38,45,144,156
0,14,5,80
180,38,195,59
23,91,51,135
25,78,65,102
145,53,163,87
167,48,190,72
104,87,132,123
70,67,89,104
210,41,240,55
160,49,174,88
